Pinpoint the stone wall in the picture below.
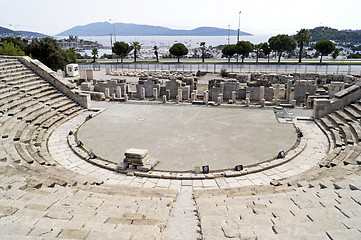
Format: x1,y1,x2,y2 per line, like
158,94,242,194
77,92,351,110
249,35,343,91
292,80,317,102
165,79,182,99
18,56,91,109
136,79,160,98
92,79,127,96
245,87,274,101
328,82,346,98
313,82,361,118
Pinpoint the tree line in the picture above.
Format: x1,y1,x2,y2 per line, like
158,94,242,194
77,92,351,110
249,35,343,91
102,29,338,64
221,29,337,64
0,29,345,70
111,41,189,63
0,37,77,70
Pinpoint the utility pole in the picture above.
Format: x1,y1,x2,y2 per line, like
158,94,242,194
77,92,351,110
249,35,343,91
109,34,113,59
228,25,230,45
236,11,241,63
237,11,241,43
109,19,117,43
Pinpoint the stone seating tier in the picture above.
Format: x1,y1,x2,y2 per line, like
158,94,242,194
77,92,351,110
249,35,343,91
1,57,361,239
0,58,85,168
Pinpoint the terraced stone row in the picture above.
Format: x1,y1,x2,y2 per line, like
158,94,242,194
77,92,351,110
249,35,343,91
318,101,361,168
194,164,361,240
0,160,178,240
0,57,85,168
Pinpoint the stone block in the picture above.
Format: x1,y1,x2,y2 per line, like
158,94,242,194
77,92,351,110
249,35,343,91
117,162,128,170
261,99,265,107
137,158,158,172
124,148,148,158
217,96,222,105
124,155,150,165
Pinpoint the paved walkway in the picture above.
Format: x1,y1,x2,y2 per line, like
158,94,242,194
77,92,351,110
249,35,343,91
48,110,328,191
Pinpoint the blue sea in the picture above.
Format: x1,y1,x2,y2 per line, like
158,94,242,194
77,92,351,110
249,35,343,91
57,34,273,48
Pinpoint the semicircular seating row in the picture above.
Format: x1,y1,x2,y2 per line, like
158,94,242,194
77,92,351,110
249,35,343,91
1,57,361,239
193,104,361,239
0,58,85,166
0,57,182,239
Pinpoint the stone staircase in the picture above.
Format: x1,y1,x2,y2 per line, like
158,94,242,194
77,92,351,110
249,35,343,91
0,160,177,239
318,101,361,167
0,57,179,239
194,164,361,240
0,58,85,167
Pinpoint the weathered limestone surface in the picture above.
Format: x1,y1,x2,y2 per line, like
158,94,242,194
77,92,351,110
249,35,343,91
2,57,361,240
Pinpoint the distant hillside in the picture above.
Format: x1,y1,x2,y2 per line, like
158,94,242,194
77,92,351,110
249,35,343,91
0,26,47,38
310,26,361,44
16,31,48,38
0,26,15,35
57,21,252,36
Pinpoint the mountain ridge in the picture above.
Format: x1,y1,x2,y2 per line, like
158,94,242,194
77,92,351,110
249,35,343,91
56,21,252,36
0,26,48,38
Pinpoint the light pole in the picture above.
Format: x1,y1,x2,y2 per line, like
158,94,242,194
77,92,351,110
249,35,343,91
109,33,113,59
109,19,116,43
227,25,230,45
237,11,241,43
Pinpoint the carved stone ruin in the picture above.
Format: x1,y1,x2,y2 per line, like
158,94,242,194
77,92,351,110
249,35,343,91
153,88,158,100
104,88,110,98
117,148,158,172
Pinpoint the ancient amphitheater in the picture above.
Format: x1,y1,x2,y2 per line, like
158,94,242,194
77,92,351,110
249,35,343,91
0,56,360,240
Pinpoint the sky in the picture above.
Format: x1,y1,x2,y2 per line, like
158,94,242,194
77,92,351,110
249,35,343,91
1,0,360,36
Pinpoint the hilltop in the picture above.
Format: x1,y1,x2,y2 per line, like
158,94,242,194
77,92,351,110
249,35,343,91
309,26,361,44
0,26,48,38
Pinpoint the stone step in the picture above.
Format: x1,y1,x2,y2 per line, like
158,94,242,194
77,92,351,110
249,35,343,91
328,113,346,126
335,110,354,122
344,106,361,119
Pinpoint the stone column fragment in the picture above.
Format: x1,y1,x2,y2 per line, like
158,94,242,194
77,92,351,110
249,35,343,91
178,89,182,101
246,91,251,101
232,91,237,103
289,87,295,104
104,88,110,98
141,87,145,100
259,86,264,102
204,91,209,104
116,86,122,98
153,88,158,100
273,84,280,104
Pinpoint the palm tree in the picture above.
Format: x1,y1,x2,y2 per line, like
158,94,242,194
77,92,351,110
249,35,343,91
91,48,98,63
130,42,141,62
200,42,206,62
294,29,310,63
254,43,262,63
153,45,159,62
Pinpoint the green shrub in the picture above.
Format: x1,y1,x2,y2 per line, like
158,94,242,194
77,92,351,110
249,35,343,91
220,68,229,78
